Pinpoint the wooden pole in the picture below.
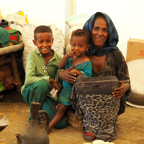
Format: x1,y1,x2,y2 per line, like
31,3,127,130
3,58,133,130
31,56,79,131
10,53,22,93
0,57,13,65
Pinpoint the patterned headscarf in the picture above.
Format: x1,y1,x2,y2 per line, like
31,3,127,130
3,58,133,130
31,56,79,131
83,12,119,56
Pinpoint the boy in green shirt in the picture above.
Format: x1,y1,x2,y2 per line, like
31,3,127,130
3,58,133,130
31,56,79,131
21,25,67,130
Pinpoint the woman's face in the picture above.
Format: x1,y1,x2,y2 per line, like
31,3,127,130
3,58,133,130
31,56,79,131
92,17,108,48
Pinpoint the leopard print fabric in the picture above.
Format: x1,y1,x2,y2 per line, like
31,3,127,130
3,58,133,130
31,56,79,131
70,75,120,141
79,94,119,141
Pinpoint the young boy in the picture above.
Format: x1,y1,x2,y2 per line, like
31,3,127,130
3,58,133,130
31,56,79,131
21,25,67,130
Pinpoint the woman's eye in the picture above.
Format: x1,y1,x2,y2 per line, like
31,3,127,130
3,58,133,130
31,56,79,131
103,28,108,32
94,27,99,31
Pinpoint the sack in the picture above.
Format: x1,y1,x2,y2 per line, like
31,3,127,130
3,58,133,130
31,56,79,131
66,14,92,27
6,13,27,25
17,11,29,24
5,27,22,45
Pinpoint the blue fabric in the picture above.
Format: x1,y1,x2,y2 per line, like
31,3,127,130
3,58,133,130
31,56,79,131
58,58,92,105
83,12,119,56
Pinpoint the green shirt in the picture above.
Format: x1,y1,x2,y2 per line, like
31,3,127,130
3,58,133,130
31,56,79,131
21,49,62,93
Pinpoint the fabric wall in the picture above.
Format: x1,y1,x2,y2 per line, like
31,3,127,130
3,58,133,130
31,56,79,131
0,0,66,34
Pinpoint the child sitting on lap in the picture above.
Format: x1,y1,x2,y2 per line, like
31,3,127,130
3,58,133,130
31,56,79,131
48,29,92,134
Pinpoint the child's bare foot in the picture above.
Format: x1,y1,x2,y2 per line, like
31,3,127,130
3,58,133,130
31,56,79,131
55,103,61,111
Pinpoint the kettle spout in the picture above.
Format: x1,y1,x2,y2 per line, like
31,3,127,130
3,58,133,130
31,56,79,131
16,134,24,143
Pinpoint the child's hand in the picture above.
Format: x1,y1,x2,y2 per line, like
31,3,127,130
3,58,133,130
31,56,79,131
52,80,59,91
65,51,74,59
49,79,59,92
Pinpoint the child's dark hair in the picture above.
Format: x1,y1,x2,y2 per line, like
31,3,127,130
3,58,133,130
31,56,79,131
71,29,90,44
34,25,53,39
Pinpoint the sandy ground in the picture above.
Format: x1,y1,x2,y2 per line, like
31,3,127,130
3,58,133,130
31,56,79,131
0,89,144,144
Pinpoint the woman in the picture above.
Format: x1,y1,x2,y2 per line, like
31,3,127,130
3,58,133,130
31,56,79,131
59,12,130,142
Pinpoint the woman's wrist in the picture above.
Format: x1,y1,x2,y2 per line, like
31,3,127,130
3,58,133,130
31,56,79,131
58,71,63,80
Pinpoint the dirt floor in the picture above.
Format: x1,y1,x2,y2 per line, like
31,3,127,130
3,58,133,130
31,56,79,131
0,89,144,144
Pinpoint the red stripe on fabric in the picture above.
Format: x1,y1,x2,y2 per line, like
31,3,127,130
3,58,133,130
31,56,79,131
15,33,18,38
5,27,11,30
85,132,95,138
10,35,17,42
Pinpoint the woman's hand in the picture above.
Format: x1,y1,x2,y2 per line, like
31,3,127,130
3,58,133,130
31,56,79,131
59,66,76,83
112,81,130,98
70,69,82,76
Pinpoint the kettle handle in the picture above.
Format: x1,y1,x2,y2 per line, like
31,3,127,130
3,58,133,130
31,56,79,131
38,110,49,133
